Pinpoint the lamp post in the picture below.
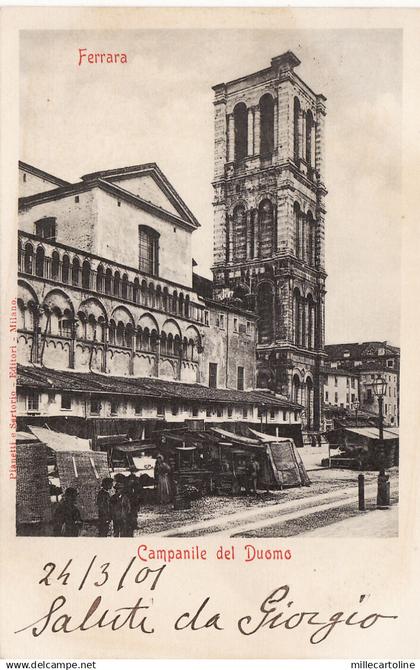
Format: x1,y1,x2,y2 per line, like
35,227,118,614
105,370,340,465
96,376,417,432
372,376,390,509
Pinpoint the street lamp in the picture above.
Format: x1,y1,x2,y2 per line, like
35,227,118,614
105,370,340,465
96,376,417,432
372,376,390,509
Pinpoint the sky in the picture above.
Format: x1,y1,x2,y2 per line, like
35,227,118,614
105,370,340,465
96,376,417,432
20,28,402,346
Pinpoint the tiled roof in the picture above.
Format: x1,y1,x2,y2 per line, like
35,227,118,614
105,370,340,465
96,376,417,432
17,365,301,410
325,341,400,361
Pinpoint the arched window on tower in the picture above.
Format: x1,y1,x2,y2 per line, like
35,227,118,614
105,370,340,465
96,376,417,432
293,288,301,346
232,205,246,261
258,199,274,258
233,103,248,163
260,94,274,156
306,111,314,167
292,374,300,404
257,282,274,344
293,97,301,164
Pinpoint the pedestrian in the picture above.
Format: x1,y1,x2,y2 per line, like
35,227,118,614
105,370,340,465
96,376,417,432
126,472,141,530
249,455,260,494
154,454,172,504
96,477,113,537
53,487,83,537
110,481,134,537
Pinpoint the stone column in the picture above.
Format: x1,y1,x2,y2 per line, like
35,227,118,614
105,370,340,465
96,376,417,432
155,334,161,378
102,324,108,373
301,212,306,263
273,99,278,151
299,109,305,161
247,107,254,156
227,113,235,163
315,95,327,180
254,106,261,156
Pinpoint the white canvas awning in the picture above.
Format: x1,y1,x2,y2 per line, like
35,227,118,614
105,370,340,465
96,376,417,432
249,428,293,444
345,426,399,441
28,426,92,452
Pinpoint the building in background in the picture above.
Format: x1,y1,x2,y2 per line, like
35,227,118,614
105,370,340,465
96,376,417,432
210,51,327,439
324,341,400,427
17,161,302,443
323,369,359,413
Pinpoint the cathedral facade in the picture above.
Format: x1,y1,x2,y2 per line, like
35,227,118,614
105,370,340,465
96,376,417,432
211,51,327,433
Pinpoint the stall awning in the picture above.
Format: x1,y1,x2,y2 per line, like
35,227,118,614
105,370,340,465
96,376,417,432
28,425,92,452
249,428,293,444
210,427,263,448
344,426,399,441
112,442,157,454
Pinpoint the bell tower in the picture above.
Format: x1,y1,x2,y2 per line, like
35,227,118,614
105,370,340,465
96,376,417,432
211,51,327,434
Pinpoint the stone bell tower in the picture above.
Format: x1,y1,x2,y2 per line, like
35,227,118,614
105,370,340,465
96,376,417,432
211,51,327,434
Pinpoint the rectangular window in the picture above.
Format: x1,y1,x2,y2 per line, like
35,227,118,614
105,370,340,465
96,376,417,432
135,400,142,416
219,314,225,329
351,393,355,403
75,196,79,203
270,409,275,419
192,405,199,417
157,403,165,416
90,398,101,415
387,359,394,368
204,311,209,326
206,408,212,418
237,366,244,391
35,217,56,241
209,362,218,389
61,393,72,410
351,378,355,388
334,392,338,403
110,398,118,415
283,410,287,421
325,391,329,401
171,403,178,416
246,321,251,334
217,407,223,418
242,407,248,419
27,391,39,411
233,318,238,332
228,406,233,418
334,377,338,386
139,226,159,276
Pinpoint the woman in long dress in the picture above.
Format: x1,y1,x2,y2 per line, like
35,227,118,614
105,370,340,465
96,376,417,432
155,455,172,504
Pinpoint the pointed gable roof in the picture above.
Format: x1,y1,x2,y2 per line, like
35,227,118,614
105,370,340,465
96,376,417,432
81,163,200,229
19,161,69,188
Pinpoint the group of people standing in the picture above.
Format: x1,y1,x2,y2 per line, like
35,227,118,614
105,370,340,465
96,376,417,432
53,454,174,538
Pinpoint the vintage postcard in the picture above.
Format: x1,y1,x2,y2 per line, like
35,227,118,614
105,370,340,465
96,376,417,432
0,6,419,661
